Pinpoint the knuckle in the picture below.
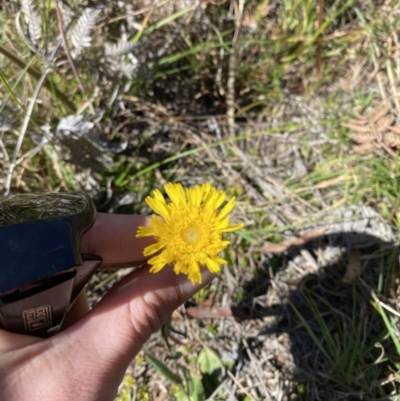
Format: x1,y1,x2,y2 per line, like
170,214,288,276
127,290,166,343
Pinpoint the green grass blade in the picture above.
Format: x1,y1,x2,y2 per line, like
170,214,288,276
302,290,337,359
148,30,232,67
133,8,193,43
0,69,25,111
288,299,334,364
130,118,346,180
371,296,400,356
145,352,182,385
144,8,192,35
0,44,76,112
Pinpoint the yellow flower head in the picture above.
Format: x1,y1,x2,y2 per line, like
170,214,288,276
136,182,243,284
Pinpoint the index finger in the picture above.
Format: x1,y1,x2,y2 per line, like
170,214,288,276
80,213,154,268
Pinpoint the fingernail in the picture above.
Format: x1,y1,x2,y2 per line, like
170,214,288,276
178,268,215,299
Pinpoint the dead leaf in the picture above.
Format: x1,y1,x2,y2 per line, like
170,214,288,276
344,101,400,155
342,248,362,283
171,309,183,320
185,306,251,320
256,227,328,254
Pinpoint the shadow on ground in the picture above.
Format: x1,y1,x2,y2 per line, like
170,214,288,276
234,231,399,401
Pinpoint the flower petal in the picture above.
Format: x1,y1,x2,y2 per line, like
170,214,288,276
153,188,166,202
216,216,231,230
148,255,166,272
220,240,231,249
205,188,226,210
146,197,169,219
150,219,172,240
213,256,227,264
200,183,211,199
136,226,155,237
186,185,202,207
143,242,165,256
165,182,186,206
174,261,187,275
187,260,201,284
214,191,227,208
205,257,221,273
218,197,236,220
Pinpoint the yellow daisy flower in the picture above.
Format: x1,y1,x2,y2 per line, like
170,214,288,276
136,182,243,284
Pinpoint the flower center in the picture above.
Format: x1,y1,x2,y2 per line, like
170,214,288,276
182,225,203,245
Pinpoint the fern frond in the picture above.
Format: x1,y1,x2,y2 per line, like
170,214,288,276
384,132,400,149
20,0,42,44
119,59,139,79
59,1,74,27
68,8,102,58
351,132,377,144
353,142,376,154
104,40,136,59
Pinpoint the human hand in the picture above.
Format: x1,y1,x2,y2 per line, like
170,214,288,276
0,213,215,401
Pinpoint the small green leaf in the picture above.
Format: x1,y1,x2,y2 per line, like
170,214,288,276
145,352,181,385
197,347,223,375
161,315,172,341
161,316,186,342
174,367,206,401
165,352,183,361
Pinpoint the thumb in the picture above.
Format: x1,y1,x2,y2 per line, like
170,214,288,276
54,265,215,396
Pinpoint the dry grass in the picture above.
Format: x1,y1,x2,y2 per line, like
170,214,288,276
1,0,400,400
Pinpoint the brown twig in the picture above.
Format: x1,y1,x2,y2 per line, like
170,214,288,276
226,370,257,401
53,0,85,94
227,0,245,137
316,0,325,77
256,227,329,254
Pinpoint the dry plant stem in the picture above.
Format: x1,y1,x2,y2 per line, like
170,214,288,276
53,0,85,94
372,45,386,100
15,145,44,165
386,57,400,116
242,338,271,400
96,5,155,30
0,45,75,113
205,378,229,401
204,21,225,96
392,31,400,76
227,0,244,137
370,290,400,319
4,70,49,196
374,373,400,387
0,136,9,162
226,370,257,401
